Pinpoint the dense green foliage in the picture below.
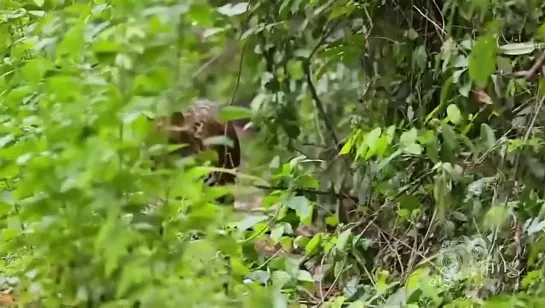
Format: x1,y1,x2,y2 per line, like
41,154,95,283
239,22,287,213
3,0,545,307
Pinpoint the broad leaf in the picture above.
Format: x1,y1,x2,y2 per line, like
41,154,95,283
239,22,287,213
218,106,253,121
217,2,249,16
469,34,497,88
446,104,462,124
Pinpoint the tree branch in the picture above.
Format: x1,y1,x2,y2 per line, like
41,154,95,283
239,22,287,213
304,64,340,149
498,51,545,80
303,20,342,149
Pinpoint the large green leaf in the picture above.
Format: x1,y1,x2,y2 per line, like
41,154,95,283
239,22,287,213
469,33,497,88
218,106,253,121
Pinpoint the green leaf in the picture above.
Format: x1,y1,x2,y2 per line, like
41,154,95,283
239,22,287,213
413,45,428,69
218,106,253,121
446,104,462,124
187,3,214,25
397,209,410,219
279,236,293,251
441,123,458,150
496,56,512,74
217,2,249,16
297,270,314,282
398,194,420,211
347,301,364,308
339,136,354,155
538,23,545,42
272,271,292,289
0,134,14,147
426,77,454,123
285,195,311,220
458,80,472,97
329,297,346,308
21,57,53,86
377,149,402,171
385,125,396,143
305,233,322,256
406,267,430,297
480,123,496,149
403,143,422,155
469,33,497,88
400,128,418,146
230,257,250,276
295,174,319,189
335,228,352,251
92,40,121,54
269,156,280,169
202,135,235,148
363,127,382,159
287,60,304,80
56,25,85,59
374,136,390,157
499,42,544,55
270,225,284,242
375,270,390,294
234,215,269,231
248,270,271,284
325,215,339,227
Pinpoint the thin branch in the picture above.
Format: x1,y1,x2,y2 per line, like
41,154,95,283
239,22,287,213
412,5,446,42
229,0,254,107
510,84,545,185
304,64,340,148
497,51,545,80
191,51,225,79
303,20,342,149
523,51,545,80
220,0,253,183
309,20,341,59
229,41,247,107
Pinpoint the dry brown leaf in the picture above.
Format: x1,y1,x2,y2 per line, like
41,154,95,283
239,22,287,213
473,88,494,105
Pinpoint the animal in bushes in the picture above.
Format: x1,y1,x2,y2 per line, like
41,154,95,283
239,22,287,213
151,99,241,204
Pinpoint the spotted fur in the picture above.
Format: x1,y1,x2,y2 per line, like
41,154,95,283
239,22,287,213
154,99,241,188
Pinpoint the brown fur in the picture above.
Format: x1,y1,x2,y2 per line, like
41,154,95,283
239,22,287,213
153,99,241,187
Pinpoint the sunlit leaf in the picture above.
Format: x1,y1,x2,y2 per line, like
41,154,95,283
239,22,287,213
446,104,462,124
480,123,496,149
217,2,249,16
305,233,322,256
335,228,352,251
297,270,314,282
218,106,253,121
234,215,269,231
202,135,235,148
285,195,311,220
499,42,543,55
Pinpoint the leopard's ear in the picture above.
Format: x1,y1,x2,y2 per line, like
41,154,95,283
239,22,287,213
170,111,185,127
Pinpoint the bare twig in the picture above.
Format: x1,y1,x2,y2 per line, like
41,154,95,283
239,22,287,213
379,230,405,277
523,51,545,80
191,51,225,79
317,258,347,306
220,0,253,184
304,20,342,149
304,65,340,148
412,5,446,42
372,223,440,271
498,51,545,80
